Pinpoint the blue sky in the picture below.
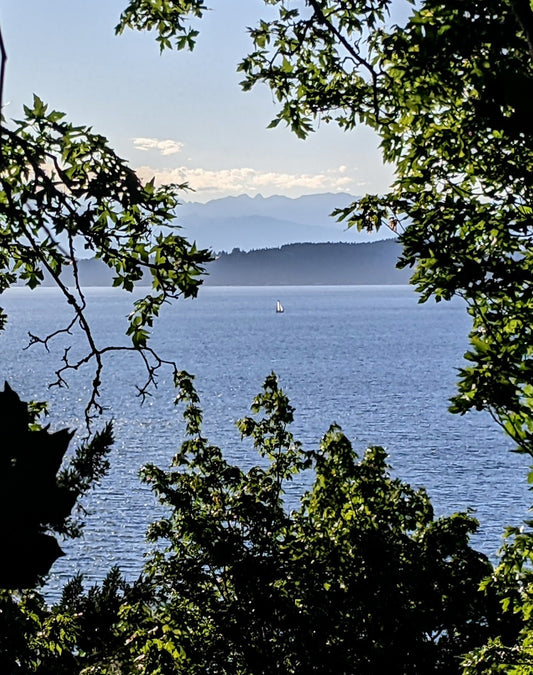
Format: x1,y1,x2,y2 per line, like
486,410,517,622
1,0,394,202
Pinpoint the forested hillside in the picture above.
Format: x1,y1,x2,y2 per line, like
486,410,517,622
207,240,408,285
36,240,407,287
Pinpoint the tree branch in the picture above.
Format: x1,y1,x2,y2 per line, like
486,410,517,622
510,0,533,59
0,23,6,112
306,0,382,121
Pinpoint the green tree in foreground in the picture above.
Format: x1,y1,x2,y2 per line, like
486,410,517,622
2,2,532,671
63,373,509,675
0,383,114,673
0,383,112,589
0,374,520,673
462,527,533,673
1,95,212,423
116,3,533,668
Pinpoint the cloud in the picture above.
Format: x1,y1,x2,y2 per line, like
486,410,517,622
132,137,184,156
134,165,354,199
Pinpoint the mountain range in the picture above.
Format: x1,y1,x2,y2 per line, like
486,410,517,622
32,193,406,286
176,193,395,252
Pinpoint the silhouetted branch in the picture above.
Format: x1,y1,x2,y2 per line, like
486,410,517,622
0,23,6,112
511,0,533,58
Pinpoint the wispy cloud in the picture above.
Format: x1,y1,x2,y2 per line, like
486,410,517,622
132,137,184,156
134,165,354,199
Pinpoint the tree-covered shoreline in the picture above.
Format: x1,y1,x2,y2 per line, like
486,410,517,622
28,240,409,287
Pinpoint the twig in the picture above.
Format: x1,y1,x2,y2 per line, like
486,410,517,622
306,0,382,121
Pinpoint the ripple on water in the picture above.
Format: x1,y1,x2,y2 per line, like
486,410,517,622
0,286,528,600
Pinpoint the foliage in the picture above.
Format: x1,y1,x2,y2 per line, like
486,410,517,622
116,0,207,52
0,95,213,420
109,373,511,674
0,383,116,673
223,4,533,665
0,588,77,674
115,7,533,664
0,382,112,589
0,567,149,674
2,375,513,673
49,568,150,675
238,0,533,459
461,524,533,674
117,0,533,450
2,1,533,671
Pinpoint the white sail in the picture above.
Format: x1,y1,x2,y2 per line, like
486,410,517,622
276,300,284,313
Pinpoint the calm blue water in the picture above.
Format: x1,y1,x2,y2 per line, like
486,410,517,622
1,286,530,597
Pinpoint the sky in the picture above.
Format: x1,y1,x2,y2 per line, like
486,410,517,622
1,0,394,203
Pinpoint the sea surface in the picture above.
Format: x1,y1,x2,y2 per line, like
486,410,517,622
1,285,530,598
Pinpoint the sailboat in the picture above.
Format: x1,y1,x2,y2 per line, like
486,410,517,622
276,300,284,314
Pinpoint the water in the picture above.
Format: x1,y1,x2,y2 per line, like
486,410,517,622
0,285,530,597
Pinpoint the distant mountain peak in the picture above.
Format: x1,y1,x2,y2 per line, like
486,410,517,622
177,192,392,252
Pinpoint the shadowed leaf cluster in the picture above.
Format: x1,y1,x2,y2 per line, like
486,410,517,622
0,383,112,589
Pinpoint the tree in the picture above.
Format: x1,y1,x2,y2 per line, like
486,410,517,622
115,2,533,668
0,565,151,674
0,9,212,670
0,382,115,672
2,375,513,674
0,383,113,589
117,0,533,456
0,95,213,423
461,524,533,673
2,1,532,670
87,373,511,675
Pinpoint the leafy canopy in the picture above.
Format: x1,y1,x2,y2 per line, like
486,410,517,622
116,0,533,456
117,373,510,674
114,4,533,668
0,95,213,420
0,384,115,672
0,383,112,589
2,1,533,671
7,374,514,674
